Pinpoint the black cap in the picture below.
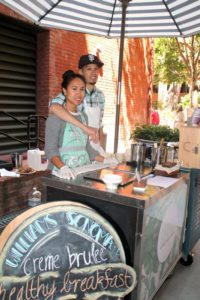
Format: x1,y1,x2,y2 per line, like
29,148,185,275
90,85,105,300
78,54,104,69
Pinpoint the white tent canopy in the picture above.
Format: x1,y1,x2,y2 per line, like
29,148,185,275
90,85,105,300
1,0,200,38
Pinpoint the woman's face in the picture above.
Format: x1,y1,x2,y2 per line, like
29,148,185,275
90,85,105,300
63,77,85,111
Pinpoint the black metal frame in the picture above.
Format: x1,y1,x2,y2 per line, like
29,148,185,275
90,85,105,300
0,110,46,152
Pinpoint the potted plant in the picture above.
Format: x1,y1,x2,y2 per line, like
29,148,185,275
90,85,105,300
130,125,179,167
130,124,179,143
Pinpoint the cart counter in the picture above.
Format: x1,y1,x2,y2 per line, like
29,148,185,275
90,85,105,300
43,170,189,300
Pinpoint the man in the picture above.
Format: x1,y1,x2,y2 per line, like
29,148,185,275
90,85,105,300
49,54,106,155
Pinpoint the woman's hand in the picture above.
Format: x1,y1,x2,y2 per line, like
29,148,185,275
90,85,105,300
57,165,76,180
51,156,76,180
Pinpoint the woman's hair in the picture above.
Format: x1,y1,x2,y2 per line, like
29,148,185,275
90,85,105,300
61,70,86,89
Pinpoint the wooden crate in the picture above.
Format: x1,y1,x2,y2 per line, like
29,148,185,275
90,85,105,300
179,126,200,168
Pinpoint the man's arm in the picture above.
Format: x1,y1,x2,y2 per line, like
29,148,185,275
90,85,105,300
99,127,105,147
49,103,99,142
97,90,105,147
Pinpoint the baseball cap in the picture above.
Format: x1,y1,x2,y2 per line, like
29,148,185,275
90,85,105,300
78,54,104,69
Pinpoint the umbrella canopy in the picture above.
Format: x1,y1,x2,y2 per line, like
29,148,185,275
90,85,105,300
2,0,200,152
1,0,200,37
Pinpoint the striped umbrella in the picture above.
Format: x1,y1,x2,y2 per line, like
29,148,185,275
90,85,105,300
2,0,200,152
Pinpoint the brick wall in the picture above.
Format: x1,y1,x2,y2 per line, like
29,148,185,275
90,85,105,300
0,3,32,22
37,30,153,152
0,170,50,217
0,4,154,153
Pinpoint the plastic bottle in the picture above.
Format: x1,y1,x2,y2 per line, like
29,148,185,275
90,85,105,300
27,149,48,171
28,187,41,207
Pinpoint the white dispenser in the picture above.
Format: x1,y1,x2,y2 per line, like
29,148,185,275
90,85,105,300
27,149,48,171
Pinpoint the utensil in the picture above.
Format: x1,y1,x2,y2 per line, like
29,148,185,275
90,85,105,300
130,143,146,167
136,168,141,183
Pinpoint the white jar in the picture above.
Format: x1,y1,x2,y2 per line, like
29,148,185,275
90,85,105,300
27,149,48,171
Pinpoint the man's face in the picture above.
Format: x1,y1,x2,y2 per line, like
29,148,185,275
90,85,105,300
80,64,99,85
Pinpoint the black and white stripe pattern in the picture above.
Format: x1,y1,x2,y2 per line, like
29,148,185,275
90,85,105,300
2,0,200,37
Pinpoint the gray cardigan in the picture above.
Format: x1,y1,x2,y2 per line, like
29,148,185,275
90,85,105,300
45,113,99,170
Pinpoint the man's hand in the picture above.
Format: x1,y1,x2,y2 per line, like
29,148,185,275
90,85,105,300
84,126,99,143
104,157,119,165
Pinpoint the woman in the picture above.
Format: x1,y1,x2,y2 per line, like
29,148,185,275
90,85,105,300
45,70,115,180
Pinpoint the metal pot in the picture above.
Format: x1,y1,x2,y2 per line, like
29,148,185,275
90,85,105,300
11,152,23,168
144,143,168,167
155,146,168,165
131,143,146,167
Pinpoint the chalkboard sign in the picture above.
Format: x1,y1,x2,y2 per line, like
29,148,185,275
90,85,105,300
0,201,136,299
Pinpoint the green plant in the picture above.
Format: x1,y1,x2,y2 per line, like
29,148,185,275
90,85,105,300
130,124,179,142
181,93,191,109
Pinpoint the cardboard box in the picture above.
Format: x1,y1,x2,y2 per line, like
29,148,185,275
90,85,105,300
179,126,200,168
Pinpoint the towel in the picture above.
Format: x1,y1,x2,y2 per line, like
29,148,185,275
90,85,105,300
0,168,20,177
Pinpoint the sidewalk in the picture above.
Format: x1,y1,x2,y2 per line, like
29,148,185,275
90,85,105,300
153,240,200,300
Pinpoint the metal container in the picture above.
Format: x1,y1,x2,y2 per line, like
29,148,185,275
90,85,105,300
155,145,168,165
150,145,159,167
131,143,146,167
11,153,23,168
167,146,178,162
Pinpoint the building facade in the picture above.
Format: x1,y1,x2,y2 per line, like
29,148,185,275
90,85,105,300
0,3,153,153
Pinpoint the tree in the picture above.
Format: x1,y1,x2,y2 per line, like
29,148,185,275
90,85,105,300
154,35,200,106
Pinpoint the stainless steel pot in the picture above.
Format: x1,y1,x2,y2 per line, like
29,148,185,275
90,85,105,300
131,143,146,167
144,143,168,167
11,153,23,168
155,146,168,165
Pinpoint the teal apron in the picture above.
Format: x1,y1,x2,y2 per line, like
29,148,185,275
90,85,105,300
58,114,90,169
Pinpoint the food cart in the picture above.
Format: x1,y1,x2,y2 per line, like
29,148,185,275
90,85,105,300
43,166,189,300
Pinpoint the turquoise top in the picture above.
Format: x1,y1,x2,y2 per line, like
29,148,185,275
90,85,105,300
45,112,98,170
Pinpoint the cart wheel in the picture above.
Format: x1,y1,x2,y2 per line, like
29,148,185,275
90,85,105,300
180,254,193,266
